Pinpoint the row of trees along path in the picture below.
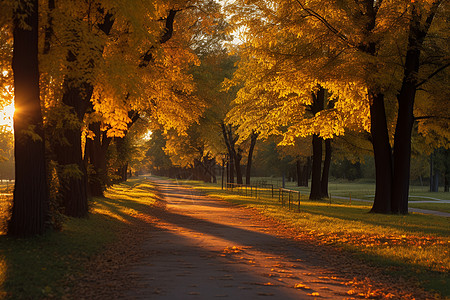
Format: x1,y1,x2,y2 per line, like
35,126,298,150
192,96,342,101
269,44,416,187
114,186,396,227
4,0,218,236
3,0,448,240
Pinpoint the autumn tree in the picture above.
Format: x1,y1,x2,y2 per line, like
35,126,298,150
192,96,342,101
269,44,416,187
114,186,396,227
226,0,448,212
8,0,49,236
85,1,222,194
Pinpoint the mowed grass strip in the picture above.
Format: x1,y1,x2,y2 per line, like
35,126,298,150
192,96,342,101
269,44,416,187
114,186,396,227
0,178,159,299
176,179,450,298
247,177,450,212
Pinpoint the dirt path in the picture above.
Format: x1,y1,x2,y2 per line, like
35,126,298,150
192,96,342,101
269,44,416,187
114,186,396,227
120,178,427,299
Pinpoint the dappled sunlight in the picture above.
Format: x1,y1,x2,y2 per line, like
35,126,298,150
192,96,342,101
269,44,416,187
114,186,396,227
91,201,131,224
184,181,450,277
125,178,433,299
0,193,12,235
90,179,162,225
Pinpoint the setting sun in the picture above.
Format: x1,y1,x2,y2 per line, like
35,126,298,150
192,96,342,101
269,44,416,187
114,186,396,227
0,102,14,130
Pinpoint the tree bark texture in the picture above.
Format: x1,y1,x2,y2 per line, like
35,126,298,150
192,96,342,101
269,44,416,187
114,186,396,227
52,12,115,217
369,92,393,214
310,135,322,200
245,131,258,185
8,0,49,236
309,88,325,200
320,139,332,198
391,4,431,214
86,122,111,197
221,123,235,184
234,148,243,185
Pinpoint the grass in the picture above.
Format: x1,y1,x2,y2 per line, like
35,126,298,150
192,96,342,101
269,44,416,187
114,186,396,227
409,202,450,214
176,178,450,298
0,178,159,299
232,177,450,212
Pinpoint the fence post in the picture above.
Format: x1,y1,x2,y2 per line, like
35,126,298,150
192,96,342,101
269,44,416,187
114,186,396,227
281,189,284,206
349,192,351,205
298,191,300,212
271,185,274,198
278,188,281,203
255,185,258,199
288,191,292,210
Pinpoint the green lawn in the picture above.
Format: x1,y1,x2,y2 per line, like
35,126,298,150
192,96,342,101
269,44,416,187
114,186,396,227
0,178,159,299
177,178,450,298
220,177,450,212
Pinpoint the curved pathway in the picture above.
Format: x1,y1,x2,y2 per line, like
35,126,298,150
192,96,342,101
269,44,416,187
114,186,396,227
123,178,427,299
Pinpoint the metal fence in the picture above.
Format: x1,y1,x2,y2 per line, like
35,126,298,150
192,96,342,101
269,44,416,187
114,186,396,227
225,182,305,212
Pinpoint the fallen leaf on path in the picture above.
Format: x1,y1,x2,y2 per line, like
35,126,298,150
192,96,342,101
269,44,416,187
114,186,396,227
294,283,311,290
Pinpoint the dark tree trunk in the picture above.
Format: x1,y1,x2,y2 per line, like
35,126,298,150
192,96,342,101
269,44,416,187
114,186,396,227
391,5,429,214
305,156,312,186
52,12,115,217
445,173,449,192
221,123,235,184
234,149,243,184
296,160,302,187
86,122,111,197
309,88,325,200
245,131,258,185
54,125,89,217
369,92,393,213
115,136,129,183
297,158,311,187
391,86,415,214
320,139,332,198
429,153,435,192
116,163,128,182
310,135,322,200
54,85,91,217
8,0,49,236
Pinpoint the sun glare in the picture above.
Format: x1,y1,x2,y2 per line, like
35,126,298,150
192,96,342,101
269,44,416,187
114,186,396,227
0,102,14,130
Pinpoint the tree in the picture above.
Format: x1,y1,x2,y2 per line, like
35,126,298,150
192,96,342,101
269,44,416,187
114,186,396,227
391,0,447,213
8,0,49,236
226,0,449,213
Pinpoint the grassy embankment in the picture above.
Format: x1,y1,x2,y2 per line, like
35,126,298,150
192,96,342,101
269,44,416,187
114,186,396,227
176,178,450,298
0,178,158,299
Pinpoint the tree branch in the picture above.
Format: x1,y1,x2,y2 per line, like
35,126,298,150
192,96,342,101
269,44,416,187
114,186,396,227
294,0,352,47
415,62,450,88
140,9,179,67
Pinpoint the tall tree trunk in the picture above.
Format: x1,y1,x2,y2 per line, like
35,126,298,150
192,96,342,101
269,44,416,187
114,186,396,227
245,131,258,185
8,0,49,236
320,139,332,198
52,12,115,217
391,3,434,214
369,92,393,214
298,157,312,187
309,88,325,200
228,154,234,184
221,122,235,184
54,85,91,217
391,88,415,214
310,135,322,200
305,156,312,186
234,149,243,184
86,122,111,197
429,153,435,192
